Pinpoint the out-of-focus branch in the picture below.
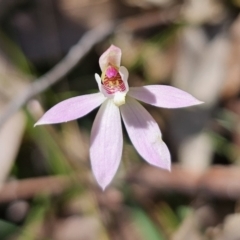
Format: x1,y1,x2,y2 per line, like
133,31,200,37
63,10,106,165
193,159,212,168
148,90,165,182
0,175,73,203
128,165,240,199
0,7,181,129
0,22,115,128
118,6,180,32
1,165,240,203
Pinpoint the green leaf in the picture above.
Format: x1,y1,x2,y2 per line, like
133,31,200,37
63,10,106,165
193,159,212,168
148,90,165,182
131,208,165,240
0,219,19,239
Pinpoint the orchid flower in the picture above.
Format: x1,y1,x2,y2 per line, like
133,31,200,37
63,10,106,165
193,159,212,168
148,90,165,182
35,45,203,190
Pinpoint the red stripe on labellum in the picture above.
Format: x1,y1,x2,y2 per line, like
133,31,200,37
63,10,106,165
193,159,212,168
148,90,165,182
102,71,126,94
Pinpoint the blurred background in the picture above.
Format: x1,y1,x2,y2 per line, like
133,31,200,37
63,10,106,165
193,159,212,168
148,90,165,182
1,0,240,239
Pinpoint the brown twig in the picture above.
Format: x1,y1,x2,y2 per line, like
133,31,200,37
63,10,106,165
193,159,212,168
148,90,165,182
0,6,182,129
1,165,240,203
0,21,115,128
118,6,181,33
128,165,240,199
0,175,71,203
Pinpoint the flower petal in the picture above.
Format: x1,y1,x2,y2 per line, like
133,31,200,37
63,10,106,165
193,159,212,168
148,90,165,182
95,73,105,94
128,85,203,108
119,66,129,93
99,45,121,71
95,73,102,91
90,99,123,190
95,73,110,98
35,93,106,126
120,97,171,170
119,66,129,83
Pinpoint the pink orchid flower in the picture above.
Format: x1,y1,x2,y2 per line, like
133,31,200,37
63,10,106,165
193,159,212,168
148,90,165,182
35,45,202,190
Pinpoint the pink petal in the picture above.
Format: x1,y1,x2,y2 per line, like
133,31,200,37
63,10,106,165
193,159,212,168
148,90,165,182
119,66,129,93
128,85,203,108
94,73,109,97
99,45,122,71
119,66,129,83
90,99,123,190
95,73,103,92
120,97,171,170
35,93,106,126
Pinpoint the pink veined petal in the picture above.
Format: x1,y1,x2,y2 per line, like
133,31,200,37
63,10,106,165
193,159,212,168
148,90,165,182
95,73,103,93
128,85,203,109
119,66,129,93
35,93,106,126
99,45,122,72
120,97,171,171
119,66,129,83
90,99,123,190
94,73,111,98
